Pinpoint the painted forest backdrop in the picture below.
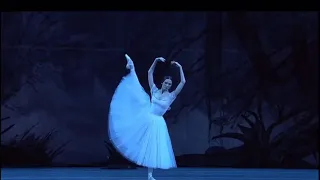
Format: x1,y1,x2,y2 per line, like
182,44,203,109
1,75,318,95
1,12,318,168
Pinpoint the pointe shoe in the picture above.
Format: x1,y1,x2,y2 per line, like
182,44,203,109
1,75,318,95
148,176,156,180
125,54,134,70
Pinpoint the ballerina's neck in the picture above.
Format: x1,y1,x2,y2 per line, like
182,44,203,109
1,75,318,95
160,89,169,94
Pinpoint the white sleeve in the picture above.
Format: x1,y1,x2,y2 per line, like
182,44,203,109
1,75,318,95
150,84,158,95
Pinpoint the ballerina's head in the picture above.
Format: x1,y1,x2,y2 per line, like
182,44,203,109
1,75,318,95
161,76,172,92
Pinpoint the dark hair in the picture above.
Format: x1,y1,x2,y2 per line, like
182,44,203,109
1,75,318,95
163,76,172,81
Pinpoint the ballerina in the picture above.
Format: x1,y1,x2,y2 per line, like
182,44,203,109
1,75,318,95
108,54,186,180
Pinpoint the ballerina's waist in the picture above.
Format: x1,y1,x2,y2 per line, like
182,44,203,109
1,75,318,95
150,106,167,116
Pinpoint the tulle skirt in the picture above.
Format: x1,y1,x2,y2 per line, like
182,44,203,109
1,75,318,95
108,69,177,169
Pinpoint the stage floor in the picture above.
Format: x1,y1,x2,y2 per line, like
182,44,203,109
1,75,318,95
1,167,318,180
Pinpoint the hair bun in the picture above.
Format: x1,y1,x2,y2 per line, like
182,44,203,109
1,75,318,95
163,76,172,80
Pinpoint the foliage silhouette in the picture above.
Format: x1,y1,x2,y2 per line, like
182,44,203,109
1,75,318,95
104,140,137,169
1,117,15,135
2,12,60,105
1,121,70,167
210,107,318,168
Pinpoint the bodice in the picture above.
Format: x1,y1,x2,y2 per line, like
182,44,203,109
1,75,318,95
149,85,176,116
150,96,171,116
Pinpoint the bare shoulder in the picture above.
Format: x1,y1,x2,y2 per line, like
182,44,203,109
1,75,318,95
169,92,177,100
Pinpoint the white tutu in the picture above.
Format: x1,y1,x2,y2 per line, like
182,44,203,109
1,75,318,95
108,68,177,169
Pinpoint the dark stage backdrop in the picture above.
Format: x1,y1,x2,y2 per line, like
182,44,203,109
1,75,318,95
1,11,318,169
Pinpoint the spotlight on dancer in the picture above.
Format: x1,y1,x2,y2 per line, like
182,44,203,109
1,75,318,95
108,54,186,180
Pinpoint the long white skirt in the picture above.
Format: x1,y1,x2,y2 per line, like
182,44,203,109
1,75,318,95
108,69,177,169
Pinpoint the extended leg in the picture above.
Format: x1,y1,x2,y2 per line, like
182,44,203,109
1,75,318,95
125,54,134,70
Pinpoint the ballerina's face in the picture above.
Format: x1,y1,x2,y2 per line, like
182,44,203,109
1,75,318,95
161,79,172,91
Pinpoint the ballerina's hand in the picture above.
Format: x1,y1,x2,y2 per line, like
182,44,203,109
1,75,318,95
171,61,182,68
155,57,166,62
